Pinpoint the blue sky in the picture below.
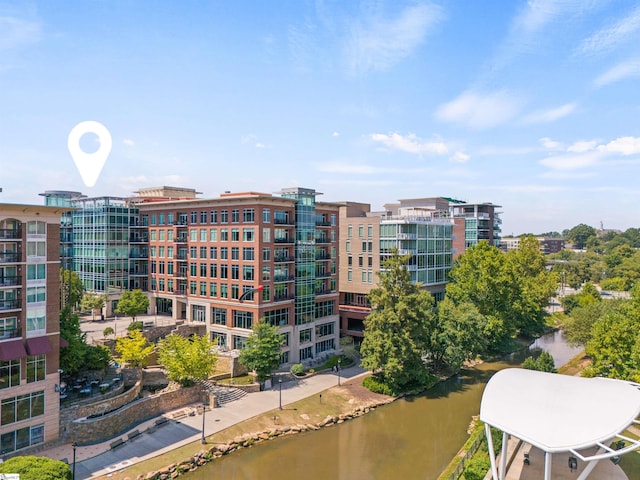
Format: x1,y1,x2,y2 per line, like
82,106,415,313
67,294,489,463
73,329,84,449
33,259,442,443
1,1,639,235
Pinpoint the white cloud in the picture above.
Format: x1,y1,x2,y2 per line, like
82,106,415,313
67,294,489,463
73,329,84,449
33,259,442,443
577,5,640,56
449,151,470,163
435,90,523,129
0,16,42,51
345,3,444,75
332,131,340,137
539,137,564,150
123,138,135,146
597,136,640,155
567,140,597,153
594,58,640,87
539,151,602,170
369,132,449,156
522,103,576,124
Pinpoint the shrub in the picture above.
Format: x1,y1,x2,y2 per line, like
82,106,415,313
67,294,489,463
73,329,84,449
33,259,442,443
308,368,315,374
127,321,143,332
103,326,115,337
290,363,304,375
0,456,71,480
362,375,396,396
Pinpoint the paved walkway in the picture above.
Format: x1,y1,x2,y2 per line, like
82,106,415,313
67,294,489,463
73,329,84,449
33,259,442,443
40,366,367,479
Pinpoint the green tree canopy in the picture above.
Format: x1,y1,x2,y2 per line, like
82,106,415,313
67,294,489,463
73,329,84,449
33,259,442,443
81,292,107,320
158,334,217,386
238,320,284,382
566,223,597,249
522,351,556,373
59,268,84,311
115,329,154,368
60,306,110,375
360,251,435,390
0,455,71,480
115,289,150,321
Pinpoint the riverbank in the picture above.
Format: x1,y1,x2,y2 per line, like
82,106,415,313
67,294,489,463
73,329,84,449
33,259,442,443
86,367,392,479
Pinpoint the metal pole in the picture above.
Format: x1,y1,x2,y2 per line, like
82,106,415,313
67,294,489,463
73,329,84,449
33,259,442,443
337,358,341,386
278,379,282,410
72,442,77,480
201,403,206,444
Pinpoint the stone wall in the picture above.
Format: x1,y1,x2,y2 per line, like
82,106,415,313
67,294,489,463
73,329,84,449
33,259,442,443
69,385,205,445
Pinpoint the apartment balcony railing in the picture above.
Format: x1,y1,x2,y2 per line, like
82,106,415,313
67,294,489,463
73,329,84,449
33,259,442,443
273,294,294,303
0,252,21,263
273,275,295,283
174,236,188,243
315,288,335,296
129,235,149,243
315,252,331,260
0,328,22,340
274,238,294,244
315,237,330,244
0,299,21,311
176,289,187,296
273,218,294,225
175,252,188,260
129,252,148,259
274,256,295,263
0,276,21,287
130,270,149,276
315,220,331,227
0,229,21,240
397,233,416,240
315,272,331,279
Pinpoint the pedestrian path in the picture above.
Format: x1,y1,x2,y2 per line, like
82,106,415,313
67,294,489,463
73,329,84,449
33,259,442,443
39,366,366,479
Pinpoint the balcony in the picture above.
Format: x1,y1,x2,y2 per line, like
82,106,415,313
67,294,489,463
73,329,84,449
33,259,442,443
397,233,416,240
315,272,331,279
0,299,21,311
0,276,21,287
274,238,294,244
0,229,21,240
274,256,295,263
315,220,331,227
315,288,336,296
273,294,294,303
0,252,21,263
0,327,22,340
274,218,294,225
129,235,149,243
129,252,148,259
273,275,295,283
174,271,188,279
175,252,188,261
315,252,331,260
315,237,330,244
174,236,188,244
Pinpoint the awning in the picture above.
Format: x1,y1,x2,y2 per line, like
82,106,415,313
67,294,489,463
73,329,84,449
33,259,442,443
59,337,69,348
26,336,52,355
0,339,27,361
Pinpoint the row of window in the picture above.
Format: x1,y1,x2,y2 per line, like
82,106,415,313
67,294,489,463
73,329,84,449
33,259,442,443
345,241,374,253
150,208,287,226
0,423,44,455
346,224,374,239
0,356,46,390
346,270,375,283
1,390,44,426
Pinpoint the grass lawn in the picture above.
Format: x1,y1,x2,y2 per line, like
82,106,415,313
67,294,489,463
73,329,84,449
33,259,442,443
217,374,256,386
619,428,640,480
94,378,388,480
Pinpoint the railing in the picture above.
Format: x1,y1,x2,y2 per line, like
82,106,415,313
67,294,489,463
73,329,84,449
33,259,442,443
274,256,295,262
315,289,335,296
0,299,21,311
0,276,21,287
129,235,148,243
273,218,294,225
315,238,330,244
0,327,21,339
175,252,188,260
315,253,331,260
315,272,331,278
174,236,188,243
0,252,21,263
0,229,21,240
315,220,331,227
273,294,294,302
129,252,148,259
273,275,294,282
274,238,294,244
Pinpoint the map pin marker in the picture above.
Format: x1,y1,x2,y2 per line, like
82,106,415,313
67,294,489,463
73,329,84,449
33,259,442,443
68,121,112,187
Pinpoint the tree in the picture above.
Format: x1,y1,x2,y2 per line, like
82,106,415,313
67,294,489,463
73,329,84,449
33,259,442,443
158,334,217,386
565,223,596,249
360,251,435,390
239,320,284,382
0,455,71,480
103,326,115,338
115,329,154,368
522,351,556,373
115,289,149,321
59,306,111,375
59,268,84,311
81,292,107,320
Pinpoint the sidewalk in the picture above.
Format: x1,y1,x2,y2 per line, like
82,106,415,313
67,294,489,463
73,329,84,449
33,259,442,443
40,366,367,479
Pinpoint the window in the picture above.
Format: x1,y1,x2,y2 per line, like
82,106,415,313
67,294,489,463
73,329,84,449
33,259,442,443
299,328,312,343
209,264,217,278
262,266,271,281
221,247,228,259
0,424,45,454
158,214,165,225
210,228,217,242
231,265,239,280
231,228,239,242
200,247,207,259
280,351,290,364
233,336,247,350
347,225,352,238
315,300,334,318
190,263,197,276
159,230,165,241
158,246,165,258
263,208,271,223
220,283,228,298
190,246,197,258
263,228,271,242
150,247,156,258
348,256,352,266
192,305,206,322
315,339,335,355
347,270,352,281
243,209,255,223
243,266,254,281
26,242,45,257
300,346,313,361
0,318,17,339
168,213,174,225
359,225,364,237
26,221,45,235
200,263,207,277
345,241,350,252
167,230,174,241
200,211,207,224
211,332,226,347
210,247,218,259
26,264,46,281
231,209,239,223
158,261,165,274
231,247,239,260
212,307,226,325
0,360,20,390
190,281,197,295
368,225,373,238
150,214,157,226
26,287,45,303
220,210,228,223
262,248,270,261
233,310,253,329
315,322,335,338
263,308,289,327
362,241,367,252
1,391,44,426
209,282,217,297
190,211,197,224
243,228,254,242
210,210,218,223
359,256,363,267
220,229,229,241
190,229,197,241
167,262,174,274
200,229,207,242
243,247,254,261
220,265,228,279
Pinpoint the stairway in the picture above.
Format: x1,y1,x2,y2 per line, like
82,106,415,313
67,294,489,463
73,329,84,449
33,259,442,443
198,379,247,405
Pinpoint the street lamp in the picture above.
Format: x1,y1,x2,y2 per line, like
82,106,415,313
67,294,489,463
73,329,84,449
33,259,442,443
201,403,207,444
337,358,341,386
278,378,282,410
72,442,77,480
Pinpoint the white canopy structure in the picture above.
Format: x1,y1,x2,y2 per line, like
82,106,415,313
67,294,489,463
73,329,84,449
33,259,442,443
480,368,640,480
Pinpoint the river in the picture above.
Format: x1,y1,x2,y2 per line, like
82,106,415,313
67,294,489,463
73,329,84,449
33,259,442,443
181,331,580,480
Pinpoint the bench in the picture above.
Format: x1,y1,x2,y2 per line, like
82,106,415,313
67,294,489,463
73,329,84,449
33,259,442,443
110,438,125,450
155,417,169,427
127,429,141,440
